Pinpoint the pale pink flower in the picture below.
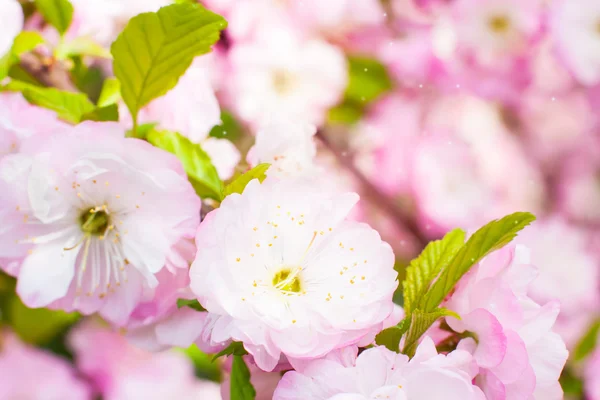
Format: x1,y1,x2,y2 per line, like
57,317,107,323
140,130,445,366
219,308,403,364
557,147,600,224
68,321,222,400
551,0,600,86
586,347,600,400
136,64,221,145
0,122,200,325
67,0,170,46
201,137,241,181
224,27,348,127
189,178,397,371
513,219,600,347
274,337,485,400
0,92,69,158
0,330,91,400
0,0,22,56
444,245,569,399
247,120,318,178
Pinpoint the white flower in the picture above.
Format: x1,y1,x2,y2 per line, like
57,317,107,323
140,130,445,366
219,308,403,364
190,178,397,371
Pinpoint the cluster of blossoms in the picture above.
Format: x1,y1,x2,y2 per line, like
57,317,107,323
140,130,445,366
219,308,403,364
0,0,596,398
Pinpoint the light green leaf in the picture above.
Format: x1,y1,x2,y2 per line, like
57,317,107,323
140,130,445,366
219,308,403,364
6,296,79,344
375,318,410,352
345,56,393,105
403,229,465,314
5,81,94,123
176,298,207,312
574,320,600,361
423,212,536,311
34,0,74,35
222,164,270,199
212,341,248,361
180,344,222,382
0,31,45,80
111,2,226,127
55,36,112,60
146,130,223,200
402,308,460,357
81,104,119,122
97,77,122,107
231,355,256,400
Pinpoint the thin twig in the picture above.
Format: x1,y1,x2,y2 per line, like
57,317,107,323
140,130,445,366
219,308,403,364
316,129,428,252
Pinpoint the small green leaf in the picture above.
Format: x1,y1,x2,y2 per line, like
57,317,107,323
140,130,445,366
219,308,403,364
209,111,243,141
402,308,460,357
180,344,222,382
231,355,256,400
81,104,119,122
176,298,207,312
55,36,112,60
4,81,94,123
146,130,223,200
375,318,410,352
111,2,226,127
97,78,122,107
345,56,393,105
403,229,465,314
423,212,536,311
34,0,74,35
574,320,600,361
222,164,270,199
0,31,45,80
212,341,248,361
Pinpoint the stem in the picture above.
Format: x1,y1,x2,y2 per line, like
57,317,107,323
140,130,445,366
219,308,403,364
19,53,78,92
316,130,428,252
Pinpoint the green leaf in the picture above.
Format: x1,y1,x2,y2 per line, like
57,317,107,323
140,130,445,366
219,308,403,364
222,164,270,199
0,31,45,80
146,130,223,200
34,0,74,35
180,344,222,382
402,308,460,357
231,355,256,400
423,212,536,311
209,111,243,141
97,78,122,107
81,104,119,122
212,341,248,361
375,318,410,352
403,229,465,314
176,298,207,312
55,36,112,60
111,2,226,127
4,81,94,123
345,56,393,105
574,320,600,361
6,296,80,344
327,102,363,125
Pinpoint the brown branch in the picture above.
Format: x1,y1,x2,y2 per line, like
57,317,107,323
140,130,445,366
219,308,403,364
316,129,428,252
19,53,78,92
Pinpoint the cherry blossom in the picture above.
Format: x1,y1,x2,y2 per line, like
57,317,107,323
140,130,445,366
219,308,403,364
0,122,200,324
0,0,22,56
189,178,397,371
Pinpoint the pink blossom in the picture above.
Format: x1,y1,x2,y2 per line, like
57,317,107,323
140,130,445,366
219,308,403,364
247,120,318,178
586,347,600,400
67,0,170,46
550,0,600,86
444,245,569,399
0,122,200,325
0,92,69,158
0,330,91,400
224,27,348,127
68,321,222,400
513,219,600,347
0,0,22,56
189,178,397,371
273,337,485,399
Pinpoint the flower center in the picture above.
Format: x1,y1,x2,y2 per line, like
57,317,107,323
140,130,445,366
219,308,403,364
596,19,600,35
80,209,110,236
272,268,302,293
488,15,510,33
272,69,297,95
